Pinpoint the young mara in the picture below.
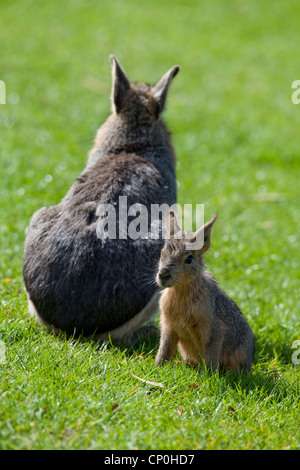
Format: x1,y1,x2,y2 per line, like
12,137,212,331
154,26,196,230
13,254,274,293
155,211,255,371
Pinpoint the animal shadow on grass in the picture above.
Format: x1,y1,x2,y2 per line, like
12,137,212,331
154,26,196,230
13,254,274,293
36,321,298,401
109,324,160,358
116,328,298,401
254,331,297,366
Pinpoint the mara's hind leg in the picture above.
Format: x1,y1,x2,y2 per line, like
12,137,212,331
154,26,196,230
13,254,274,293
96,290,160,343
221,344,253,372
27,292,62,335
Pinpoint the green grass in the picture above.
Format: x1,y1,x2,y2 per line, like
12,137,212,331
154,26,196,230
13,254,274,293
0,0,299,450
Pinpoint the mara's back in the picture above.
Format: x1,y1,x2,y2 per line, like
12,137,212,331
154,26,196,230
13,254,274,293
23,56,180,336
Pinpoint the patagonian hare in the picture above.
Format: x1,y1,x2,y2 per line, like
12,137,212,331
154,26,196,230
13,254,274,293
23,55,180,340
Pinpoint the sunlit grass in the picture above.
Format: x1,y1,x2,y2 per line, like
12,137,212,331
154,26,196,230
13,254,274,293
0,0,299,450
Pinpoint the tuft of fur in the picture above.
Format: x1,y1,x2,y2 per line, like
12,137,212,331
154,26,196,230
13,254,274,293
23,55,180,339
155,212,255,372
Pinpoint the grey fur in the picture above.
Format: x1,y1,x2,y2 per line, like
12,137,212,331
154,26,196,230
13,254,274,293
23,56,180,337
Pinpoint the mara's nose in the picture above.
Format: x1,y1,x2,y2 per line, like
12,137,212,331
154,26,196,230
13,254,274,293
158,268,171,281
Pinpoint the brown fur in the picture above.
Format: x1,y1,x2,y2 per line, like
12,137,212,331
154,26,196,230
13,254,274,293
155,212,255,372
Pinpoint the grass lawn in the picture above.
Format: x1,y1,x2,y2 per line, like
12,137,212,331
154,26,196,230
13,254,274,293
0,0,299,450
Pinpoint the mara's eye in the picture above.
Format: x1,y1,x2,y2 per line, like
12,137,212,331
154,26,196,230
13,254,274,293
184,255,193,264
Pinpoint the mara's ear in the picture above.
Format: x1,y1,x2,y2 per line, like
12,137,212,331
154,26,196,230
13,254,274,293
167,210,182,238
191,212,218,254
151,65,180,116
110,55,130,113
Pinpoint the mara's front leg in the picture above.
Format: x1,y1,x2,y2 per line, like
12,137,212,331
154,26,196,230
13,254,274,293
155,327,179,365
